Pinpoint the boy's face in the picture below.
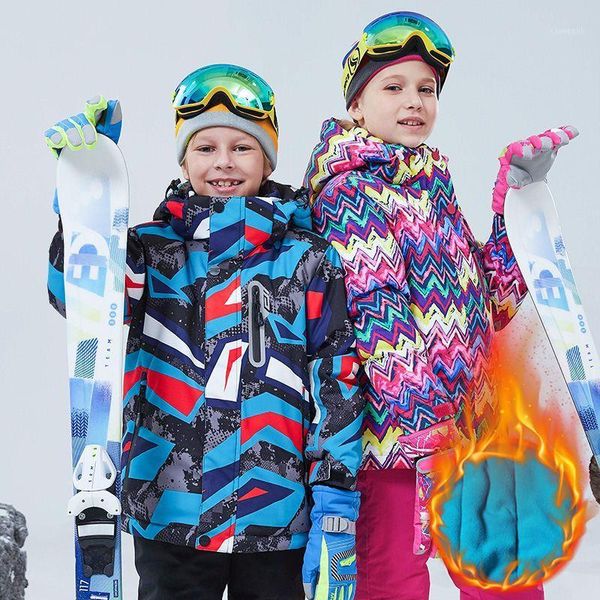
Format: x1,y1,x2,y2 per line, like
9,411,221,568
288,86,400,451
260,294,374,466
348,60,439,148
182,127,272,197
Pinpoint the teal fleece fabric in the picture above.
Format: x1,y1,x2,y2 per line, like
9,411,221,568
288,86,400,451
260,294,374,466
439,450,575,584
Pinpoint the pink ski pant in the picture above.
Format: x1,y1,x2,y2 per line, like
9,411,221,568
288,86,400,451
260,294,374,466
355,469,545,600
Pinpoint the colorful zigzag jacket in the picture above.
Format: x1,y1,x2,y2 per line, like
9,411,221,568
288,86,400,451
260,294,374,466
304,119,527,470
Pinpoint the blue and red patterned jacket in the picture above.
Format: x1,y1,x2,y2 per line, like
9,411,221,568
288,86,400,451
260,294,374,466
48,179,364,553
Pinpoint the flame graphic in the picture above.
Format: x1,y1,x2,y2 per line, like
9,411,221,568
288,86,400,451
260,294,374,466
429,341,587,590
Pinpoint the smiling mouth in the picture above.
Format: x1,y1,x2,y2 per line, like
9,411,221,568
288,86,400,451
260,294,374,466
208,180,244,189
398,119,425,127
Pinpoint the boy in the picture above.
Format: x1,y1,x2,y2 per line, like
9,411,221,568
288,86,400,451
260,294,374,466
46,64,364,600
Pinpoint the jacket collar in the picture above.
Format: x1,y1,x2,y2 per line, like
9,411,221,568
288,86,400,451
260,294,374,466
304,118,447,201
153,180,312,262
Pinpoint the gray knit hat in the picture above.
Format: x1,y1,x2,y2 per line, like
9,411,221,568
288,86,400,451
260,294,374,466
176,108,278,169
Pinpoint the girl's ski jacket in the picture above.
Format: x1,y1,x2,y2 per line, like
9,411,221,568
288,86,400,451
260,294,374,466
304,119,527,470
48,179,365,552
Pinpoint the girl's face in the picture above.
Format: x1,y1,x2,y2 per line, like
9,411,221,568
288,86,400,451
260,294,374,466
182,127,272,197
348,60,439,147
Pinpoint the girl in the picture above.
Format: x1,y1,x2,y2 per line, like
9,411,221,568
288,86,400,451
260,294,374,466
303,11,576,600
46,64,364,600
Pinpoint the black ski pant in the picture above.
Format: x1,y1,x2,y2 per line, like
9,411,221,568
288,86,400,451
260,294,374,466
134,537,305,600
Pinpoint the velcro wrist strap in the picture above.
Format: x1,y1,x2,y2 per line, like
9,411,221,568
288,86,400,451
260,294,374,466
321,515,356,535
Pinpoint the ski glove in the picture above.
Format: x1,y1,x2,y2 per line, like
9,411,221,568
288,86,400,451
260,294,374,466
400,419,461,556
491,125,578,215
45,95,122,158
45,96,122,214
303,485,359,600
414,455,438,557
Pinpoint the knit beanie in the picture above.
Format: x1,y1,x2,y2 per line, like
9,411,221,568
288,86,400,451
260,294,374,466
175,103,278,168
345,54,442,108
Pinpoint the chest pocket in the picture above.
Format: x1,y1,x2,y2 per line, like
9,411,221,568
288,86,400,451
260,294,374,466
248,281,270,368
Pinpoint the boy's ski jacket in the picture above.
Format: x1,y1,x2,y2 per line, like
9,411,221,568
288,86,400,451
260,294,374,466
48,179,364,552
304,119,528,470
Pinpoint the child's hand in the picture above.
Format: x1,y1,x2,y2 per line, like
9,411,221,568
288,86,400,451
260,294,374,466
491,126,578,215
44,96,122,157
303,486,359,600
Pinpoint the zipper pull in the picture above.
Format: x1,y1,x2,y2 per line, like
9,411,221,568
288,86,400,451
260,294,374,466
252,287,265,328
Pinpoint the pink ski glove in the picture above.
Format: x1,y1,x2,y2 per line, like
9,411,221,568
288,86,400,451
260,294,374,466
414,455,436,557
491,125,578,215
408,420,462,557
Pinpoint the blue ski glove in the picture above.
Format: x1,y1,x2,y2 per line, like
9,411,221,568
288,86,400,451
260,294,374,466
45,96,122,214
45,95,122,158
303,485,360,600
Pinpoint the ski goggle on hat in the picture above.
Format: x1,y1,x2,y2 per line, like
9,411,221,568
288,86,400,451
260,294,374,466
342,11,455,103
173,64,278,134
172,64,279,167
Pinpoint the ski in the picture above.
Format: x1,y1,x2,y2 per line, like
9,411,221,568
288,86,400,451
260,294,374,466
57,134,129,599
504,181,600,463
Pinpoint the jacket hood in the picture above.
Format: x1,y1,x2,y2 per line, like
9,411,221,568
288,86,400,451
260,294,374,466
153,179,312,258
303,118,447,202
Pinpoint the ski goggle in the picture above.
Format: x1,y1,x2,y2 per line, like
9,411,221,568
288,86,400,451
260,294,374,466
342,11,455,97
172,64,278,133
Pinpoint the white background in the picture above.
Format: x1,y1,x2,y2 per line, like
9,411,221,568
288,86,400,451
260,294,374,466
1,0,599,598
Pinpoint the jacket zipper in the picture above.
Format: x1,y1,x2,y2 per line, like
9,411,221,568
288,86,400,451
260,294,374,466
248,282,267,367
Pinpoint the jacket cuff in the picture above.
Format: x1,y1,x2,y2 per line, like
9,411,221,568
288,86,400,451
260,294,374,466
309,459,358,491
397,418,461,468
310,484,360,520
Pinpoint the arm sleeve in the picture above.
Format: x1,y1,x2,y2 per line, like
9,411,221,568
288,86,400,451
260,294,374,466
124,228,146,323
311,179,457,437
48,217,66,317
47,217,146,322
304,244,365,491
471,213,528,332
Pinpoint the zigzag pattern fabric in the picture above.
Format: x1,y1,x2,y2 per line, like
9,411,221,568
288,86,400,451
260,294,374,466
48,180,364,552
304,119,527,470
